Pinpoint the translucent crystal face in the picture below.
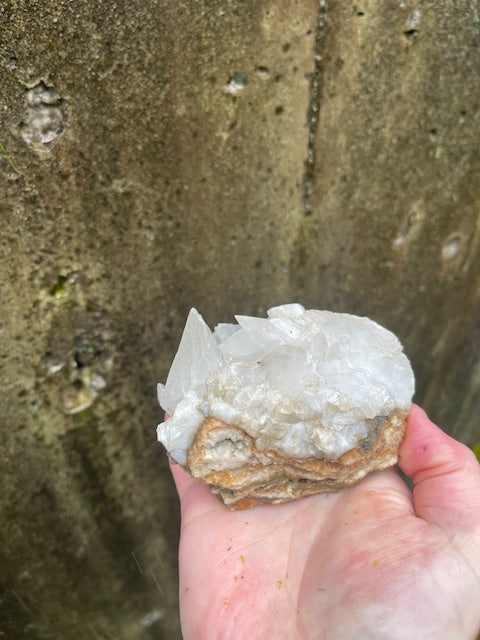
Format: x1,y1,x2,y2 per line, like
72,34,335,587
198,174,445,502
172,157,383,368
157,304,415,465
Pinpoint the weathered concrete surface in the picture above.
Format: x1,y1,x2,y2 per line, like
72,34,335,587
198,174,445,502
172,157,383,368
293,2,480,443
0,1,479,638
0,1,317,638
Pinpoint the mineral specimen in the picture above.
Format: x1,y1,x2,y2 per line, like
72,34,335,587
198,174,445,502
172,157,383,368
157,304,415,509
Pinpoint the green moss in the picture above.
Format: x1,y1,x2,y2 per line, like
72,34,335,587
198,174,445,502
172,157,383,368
49,275,69,298
472,442,480,462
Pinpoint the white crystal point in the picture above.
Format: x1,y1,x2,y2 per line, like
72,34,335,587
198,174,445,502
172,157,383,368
267,302,305,318
156,391,204,465
156,304,415,502
157,308,222,415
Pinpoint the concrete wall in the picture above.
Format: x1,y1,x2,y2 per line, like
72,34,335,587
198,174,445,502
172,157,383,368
1,1,479,637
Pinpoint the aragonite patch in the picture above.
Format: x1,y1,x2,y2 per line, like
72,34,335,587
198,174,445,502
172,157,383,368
156,303,415,509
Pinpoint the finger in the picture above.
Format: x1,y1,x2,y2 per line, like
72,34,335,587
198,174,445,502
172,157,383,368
163,410,220,509
169,460,198,497
163,412,224,517
169,461,225,519
397,404,480,530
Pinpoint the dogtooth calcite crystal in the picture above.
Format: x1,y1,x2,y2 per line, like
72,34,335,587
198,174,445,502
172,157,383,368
156,303,415,509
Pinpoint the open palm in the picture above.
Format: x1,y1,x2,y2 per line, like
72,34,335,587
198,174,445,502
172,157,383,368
170,405,480,640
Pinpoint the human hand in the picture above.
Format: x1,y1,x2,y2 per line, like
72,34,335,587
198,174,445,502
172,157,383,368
170,405,480,639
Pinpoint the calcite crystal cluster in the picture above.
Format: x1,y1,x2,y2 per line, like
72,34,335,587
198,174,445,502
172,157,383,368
157,304,415,509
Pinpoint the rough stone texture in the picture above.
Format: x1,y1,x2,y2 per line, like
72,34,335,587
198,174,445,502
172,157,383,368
186,413,407,510
0,1,479,638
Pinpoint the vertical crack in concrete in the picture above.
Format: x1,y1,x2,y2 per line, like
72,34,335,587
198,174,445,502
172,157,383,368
302,0,330,216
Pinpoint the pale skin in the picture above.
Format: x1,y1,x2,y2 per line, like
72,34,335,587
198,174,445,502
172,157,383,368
170,405,480,640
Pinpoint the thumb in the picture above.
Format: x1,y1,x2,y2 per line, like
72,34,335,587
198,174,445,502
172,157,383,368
164,411,221,516
398,404,480,531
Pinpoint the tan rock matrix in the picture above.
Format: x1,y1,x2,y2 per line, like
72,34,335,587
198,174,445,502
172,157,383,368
157,304,415,508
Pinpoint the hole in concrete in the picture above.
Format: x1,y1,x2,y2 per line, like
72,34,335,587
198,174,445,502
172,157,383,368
74,351,85,369
403,9,421,39
256,66,269,79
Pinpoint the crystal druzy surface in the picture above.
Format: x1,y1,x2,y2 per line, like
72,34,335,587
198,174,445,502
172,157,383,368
157,304,415,508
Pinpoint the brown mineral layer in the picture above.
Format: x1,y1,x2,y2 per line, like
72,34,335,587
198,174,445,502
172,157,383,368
186,412,407,509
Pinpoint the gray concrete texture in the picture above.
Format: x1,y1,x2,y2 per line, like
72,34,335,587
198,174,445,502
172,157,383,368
0,1,479,638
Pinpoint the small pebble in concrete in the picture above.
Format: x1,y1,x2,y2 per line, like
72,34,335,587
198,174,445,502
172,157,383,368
226,73,247,94
20,81,67,152
441,233,463,261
